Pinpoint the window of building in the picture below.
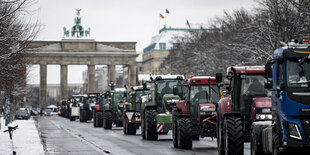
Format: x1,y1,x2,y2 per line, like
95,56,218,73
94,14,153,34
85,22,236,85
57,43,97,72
160,53,166,60
159,43,166,50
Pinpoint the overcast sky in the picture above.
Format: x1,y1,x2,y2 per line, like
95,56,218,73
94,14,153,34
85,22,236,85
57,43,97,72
28,0,256,84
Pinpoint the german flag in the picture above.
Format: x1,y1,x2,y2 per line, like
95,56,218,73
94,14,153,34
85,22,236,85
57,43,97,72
160,14,164,19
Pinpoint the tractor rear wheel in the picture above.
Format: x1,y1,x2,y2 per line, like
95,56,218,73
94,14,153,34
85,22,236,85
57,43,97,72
251,127,263,155
145,109,158,140
192,134,199,140
127,123,136,135
80,110,87,122
70,116,75,121
93,112,98,127
141,112,146,139
123,118,128,134
116,121,123,127
103,112,112,129
223,116,244,155
217,108,224,155
177,117,192,149
172,116,178,148
97,112,103,127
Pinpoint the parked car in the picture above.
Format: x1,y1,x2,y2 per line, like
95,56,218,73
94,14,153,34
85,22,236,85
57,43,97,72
44,109,53,116
31,109,39,116
15,109,30,120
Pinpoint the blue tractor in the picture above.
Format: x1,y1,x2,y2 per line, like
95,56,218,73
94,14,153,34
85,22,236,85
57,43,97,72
263,39,310,154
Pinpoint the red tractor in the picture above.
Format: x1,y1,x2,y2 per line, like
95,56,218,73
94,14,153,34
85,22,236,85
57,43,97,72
172,76,221,149
216,66,272,155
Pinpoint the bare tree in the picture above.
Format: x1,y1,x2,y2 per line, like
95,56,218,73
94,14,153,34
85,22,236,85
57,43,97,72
0,0,39,124
165,0,310,76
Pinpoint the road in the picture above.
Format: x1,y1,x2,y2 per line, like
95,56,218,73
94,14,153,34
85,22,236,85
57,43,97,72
36,115,250,155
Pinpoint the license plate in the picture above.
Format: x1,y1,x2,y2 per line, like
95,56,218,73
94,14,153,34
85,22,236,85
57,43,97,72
262,108,271,113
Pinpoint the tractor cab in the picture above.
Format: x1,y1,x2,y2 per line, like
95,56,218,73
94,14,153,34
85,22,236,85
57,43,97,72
225,66,271,123
187,76,219,122
152,75,184,112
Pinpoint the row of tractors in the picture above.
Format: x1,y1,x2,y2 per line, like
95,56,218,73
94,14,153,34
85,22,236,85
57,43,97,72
59,40,310,155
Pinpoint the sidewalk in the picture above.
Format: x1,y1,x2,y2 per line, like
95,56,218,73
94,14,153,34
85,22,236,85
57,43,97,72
0,116,45,155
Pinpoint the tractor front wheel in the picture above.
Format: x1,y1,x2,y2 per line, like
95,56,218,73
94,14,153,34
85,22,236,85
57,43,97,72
127,123,137,135
93,111,98,127
145,109,158,140
80,110,87,122
103,112,112,129
223,116,244,155
172,115,178,148
97,112,103,127
177,117,192,149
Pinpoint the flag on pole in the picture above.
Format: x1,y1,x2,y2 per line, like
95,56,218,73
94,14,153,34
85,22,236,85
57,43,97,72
160,14,164,19
186,19,191,29
165,9,170,14
224,9,228,16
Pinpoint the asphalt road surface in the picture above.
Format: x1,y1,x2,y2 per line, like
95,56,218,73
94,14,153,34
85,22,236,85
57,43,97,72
36,115,250,155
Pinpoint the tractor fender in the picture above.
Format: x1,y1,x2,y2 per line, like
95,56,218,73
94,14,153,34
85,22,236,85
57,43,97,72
176,101,189,115
219,97,231,118
251,97,272,121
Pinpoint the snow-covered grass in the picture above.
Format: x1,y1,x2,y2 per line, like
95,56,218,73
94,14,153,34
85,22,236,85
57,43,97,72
0,116,45,155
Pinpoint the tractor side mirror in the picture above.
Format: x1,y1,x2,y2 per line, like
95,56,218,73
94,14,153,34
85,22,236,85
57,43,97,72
265,62,272,78
216,73,223,83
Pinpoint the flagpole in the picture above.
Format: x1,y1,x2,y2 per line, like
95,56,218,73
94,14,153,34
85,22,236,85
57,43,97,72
165,12,167,27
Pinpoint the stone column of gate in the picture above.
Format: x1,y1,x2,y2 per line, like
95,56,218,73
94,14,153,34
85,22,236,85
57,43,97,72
39,64,47,109
60,64,68,100
108,64,116,85
87,64,96,93
128,64,136,87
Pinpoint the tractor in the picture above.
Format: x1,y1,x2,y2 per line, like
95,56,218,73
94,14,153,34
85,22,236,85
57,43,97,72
60,100,68,118
216,66,272,155
69,95,84,121
140,75,184,140
80,93,100,122
172,76,221,149
123,84,150,135
103,85,128,129
255,39,310,155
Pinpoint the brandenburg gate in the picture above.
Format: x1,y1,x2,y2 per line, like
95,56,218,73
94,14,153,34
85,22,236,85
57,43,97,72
26,10,138,109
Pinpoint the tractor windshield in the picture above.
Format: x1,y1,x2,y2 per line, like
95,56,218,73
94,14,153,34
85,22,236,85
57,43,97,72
286,58,310,87
113,92,126,103
189,85,219,116
190,85,219,104
240,75,271,115
156,79,182,105
135,90,149,103
87,97,97,104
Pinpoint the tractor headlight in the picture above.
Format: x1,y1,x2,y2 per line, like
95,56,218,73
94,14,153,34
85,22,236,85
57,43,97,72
288,123,302,140
256,114,272,120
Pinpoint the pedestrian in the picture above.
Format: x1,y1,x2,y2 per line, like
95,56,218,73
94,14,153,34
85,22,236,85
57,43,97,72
40,109,43,116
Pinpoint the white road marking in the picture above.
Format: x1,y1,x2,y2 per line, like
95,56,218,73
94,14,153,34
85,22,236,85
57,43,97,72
49,120,110,155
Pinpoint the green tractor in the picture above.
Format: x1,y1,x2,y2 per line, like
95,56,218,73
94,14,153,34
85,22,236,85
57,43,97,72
103,84,128,129
141,75,184,140
123,84,150,135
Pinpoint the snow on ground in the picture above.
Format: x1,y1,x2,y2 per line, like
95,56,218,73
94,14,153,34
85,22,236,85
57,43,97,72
0,116,45,155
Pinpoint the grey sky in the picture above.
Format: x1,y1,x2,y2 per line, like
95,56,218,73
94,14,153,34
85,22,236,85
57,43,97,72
28,0,255,84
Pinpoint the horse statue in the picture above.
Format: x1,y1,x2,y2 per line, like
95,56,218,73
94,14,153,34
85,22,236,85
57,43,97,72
63,27,69,37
